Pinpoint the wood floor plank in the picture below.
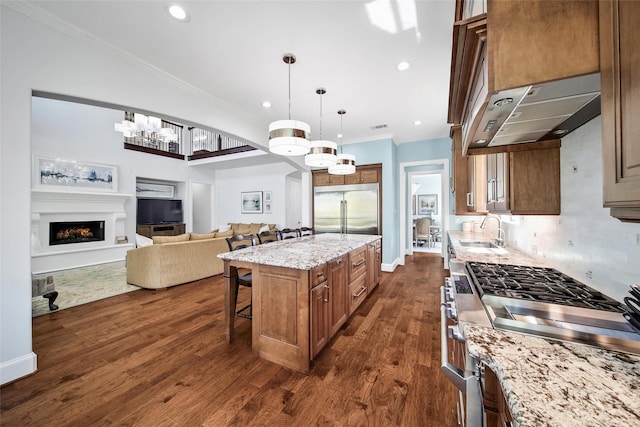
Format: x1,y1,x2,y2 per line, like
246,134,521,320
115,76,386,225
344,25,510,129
1,253,457,426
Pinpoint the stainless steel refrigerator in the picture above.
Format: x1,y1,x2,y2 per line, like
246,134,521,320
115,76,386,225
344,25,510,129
313,183,380,235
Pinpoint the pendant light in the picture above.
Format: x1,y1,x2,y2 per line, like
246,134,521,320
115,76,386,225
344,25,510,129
328,109,356,175
268,54,311,156
305,88,337,167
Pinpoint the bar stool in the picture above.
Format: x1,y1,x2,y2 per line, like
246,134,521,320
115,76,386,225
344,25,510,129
225,234,255,319
299,227,314,236
280,228,300,240
257,230,280,244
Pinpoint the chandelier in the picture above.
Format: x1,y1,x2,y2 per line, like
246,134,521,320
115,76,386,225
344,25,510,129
268,54,311,156
328,109,356,175
115,112,178,145
305,88,337,167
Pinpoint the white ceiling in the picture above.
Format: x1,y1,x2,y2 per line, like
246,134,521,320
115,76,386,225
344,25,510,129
27,0,455,150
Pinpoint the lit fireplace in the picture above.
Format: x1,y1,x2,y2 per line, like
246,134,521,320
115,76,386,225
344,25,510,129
49,221,105,246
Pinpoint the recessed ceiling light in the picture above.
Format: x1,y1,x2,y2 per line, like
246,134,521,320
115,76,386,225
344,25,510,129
397,61,410,71
262,101,272,108
414,120,422,125
168,5,189,21
337,133,343,138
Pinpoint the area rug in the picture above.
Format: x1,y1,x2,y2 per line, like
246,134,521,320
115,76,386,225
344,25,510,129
32,261,140,317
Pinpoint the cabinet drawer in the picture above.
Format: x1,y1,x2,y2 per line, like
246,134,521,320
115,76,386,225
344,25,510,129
348,273,367,315
311,264,328,288
349,246,367,281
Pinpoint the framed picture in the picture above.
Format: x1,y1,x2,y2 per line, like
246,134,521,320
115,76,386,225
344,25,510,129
136,182,175,198
241,191,263,214
264,191,272,203
34,155,117,192
412,195,416,215
264,202,272,213
417,194,438,215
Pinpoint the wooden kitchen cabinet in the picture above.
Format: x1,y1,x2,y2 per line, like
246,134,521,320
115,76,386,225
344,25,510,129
366,239,381,293
483,365,513,427
449,0,599,154
452,125,487,214
348,245,368,315
345,168,378,185
482,143,561,215
328,255,348,337
313,172,344,186
486,152,508,213
310,280,329,359
600,0,640,222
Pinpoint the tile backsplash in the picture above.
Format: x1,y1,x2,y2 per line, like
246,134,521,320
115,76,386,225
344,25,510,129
503,116,640,302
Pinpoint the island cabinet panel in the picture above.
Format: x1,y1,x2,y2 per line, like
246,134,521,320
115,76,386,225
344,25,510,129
482,365,513,426
348,273,368,316
366,240,381,292
349,246,367,282
328,255,348,337
310,281,329,358
252,265,310,373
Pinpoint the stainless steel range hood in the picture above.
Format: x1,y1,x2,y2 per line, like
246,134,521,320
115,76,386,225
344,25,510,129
466,72,601,151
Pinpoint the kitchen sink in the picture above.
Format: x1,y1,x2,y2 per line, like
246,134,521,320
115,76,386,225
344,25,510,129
459,240,500,249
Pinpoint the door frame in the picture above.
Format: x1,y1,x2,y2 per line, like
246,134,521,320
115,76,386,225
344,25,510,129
399,159,450,265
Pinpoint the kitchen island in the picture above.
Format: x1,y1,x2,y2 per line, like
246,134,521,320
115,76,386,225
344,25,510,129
447,230,640,426
218,233,381,373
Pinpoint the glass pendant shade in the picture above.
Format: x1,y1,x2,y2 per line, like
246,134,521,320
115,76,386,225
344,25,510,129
328,153,356,175
305,140,337,167
268,119,311,155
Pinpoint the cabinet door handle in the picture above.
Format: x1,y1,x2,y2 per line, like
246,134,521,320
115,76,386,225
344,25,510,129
466,192,473,207
323,284,330,302
353,259,366,267
352,286,367,297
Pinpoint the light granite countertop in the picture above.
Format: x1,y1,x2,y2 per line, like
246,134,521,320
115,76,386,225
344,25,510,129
217,233,380,270
448,230,640,426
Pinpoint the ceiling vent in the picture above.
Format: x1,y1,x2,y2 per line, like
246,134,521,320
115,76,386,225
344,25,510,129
370,124,388,130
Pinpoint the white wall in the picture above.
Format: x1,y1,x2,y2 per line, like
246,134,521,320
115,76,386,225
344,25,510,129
213,163,298,229
504,117,640,302
0,5,269,384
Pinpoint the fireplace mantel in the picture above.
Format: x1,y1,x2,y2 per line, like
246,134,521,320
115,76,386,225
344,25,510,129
31,190,134,273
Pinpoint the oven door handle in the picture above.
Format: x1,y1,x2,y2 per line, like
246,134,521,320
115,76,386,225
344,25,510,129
440,286,473,393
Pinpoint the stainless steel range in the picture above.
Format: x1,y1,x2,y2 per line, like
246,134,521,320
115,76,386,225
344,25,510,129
440,261,640,427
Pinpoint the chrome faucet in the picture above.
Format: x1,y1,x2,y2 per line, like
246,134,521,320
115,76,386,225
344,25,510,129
480,214,505,247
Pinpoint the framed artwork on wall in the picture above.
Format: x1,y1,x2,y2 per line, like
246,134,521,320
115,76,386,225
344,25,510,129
136,182,175,198
241,191,263,214
33,155,117,192
417,194,438,215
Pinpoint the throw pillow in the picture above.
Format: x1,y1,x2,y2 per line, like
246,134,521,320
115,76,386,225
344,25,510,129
215,229,234,238
249,223,264,234
218,224,232,232
268,224,277,231
235,227,251,235
190,232,216,241
258,225,270,234
135,233,153,247
152,233,190,244
228,223,240,231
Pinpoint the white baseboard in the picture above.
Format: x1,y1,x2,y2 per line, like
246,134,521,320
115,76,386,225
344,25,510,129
1,352,37,385
381,257,400,272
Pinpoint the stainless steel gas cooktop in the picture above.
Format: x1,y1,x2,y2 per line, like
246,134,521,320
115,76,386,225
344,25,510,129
451,261,640,355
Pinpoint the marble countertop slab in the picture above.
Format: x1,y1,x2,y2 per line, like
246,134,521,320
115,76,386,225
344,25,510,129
464,324,640,427
448,230,547,266
217,233,380,270
448,230,640,425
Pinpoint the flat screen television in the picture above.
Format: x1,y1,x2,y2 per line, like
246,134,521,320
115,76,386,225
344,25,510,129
137,198,183,224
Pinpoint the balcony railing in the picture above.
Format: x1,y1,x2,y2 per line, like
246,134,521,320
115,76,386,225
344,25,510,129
187,127,256,160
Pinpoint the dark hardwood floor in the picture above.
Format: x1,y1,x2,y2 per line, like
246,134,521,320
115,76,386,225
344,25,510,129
1,253,457,426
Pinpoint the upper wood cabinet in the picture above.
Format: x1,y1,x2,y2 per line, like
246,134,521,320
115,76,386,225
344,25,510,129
451,125,487,215
449,0,600,154
312,164,381,187
480,142,561,215
600,0,640,222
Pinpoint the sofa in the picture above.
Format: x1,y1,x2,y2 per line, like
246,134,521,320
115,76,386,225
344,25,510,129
126,223,276,289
